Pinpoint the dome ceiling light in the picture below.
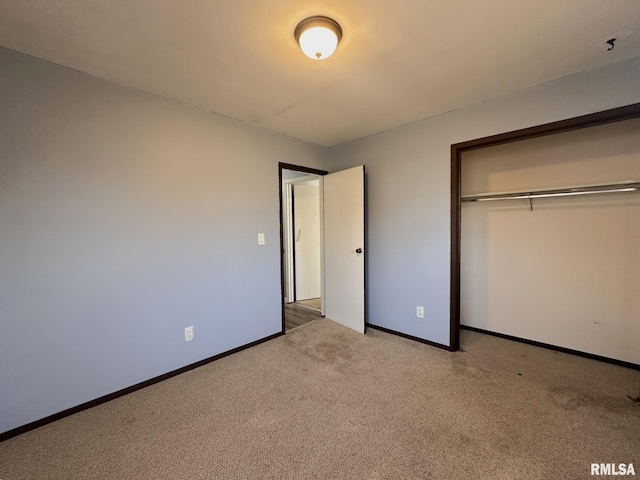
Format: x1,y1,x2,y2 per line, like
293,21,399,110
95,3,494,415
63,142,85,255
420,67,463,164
294,16,342,60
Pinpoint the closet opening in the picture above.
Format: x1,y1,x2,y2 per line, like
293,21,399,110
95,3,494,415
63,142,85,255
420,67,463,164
450,102,640,369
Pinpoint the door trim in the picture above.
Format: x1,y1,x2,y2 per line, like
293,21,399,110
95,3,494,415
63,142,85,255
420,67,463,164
290,184,296,302
279,163,328,333
450,102,640,353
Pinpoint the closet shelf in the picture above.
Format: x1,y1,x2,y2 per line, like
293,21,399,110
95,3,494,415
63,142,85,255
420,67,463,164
461,181,640,203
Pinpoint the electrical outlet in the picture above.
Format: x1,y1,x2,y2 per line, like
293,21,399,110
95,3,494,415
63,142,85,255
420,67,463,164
184,326,194,342
258,233,265,245
416,306,424,319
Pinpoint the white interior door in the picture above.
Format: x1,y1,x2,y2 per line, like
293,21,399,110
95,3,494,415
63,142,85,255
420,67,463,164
324,165,365,333
293,183,321,300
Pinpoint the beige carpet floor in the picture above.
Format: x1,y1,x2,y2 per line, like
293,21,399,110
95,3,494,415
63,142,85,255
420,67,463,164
1,319,639,479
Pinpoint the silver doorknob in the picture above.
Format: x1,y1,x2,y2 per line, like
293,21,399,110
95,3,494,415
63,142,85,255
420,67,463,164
355,248,363,254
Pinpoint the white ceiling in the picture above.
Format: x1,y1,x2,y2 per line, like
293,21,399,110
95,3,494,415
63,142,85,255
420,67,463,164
1,1,639,147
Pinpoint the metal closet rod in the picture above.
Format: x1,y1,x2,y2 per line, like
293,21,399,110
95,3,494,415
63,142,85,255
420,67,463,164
461,181,640,203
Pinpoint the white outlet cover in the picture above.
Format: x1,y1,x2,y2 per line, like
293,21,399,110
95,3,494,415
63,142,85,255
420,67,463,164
258,233,265,245
416,306,425,319
185,326,194,342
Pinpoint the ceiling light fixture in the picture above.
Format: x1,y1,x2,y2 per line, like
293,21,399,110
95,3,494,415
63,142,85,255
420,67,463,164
294,16,342,60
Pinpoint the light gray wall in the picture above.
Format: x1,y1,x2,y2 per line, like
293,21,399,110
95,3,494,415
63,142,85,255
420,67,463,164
461,119,640,364
0,47,328,434
328,55,640,347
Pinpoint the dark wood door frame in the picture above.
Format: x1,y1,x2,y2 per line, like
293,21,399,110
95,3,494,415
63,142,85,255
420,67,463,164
450,102,640,353
278,163,328,333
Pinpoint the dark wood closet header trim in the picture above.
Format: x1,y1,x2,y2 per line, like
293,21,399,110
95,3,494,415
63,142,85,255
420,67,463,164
453,102,640,153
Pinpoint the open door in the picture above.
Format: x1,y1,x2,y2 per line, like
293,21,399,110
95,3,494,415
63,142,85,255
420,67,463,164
324,166,365,334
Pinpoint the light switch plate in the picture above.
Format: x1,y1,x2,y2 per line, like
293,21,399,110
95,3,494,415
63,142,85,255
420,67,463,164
258,233,265,245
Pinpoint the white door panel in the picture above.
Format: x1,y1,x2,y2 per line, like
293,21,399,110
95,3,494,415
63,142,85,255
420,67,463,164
324,166,365,334
293,184,321,300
